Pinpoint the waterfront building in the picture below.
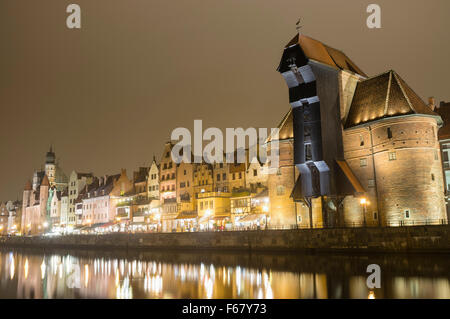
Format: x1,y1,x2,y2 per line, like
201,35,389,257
197,191,231,230
159,142,177,232
174,161,196,230
229,163,246,193
21,175,50,235
67,171,95,229
82,170,133,231
49,187,61,229
212,154,230,192
275,33,447,228
343,71,446,226
59,189,69,227
4,200,22,235
133,167,149,199
230,189,269,229
0,202,8,235
435,100,450,221
147,157,160,200
245,157,269,193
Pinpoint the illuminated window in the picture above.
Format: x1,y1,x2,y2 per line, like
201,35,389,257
404,210,410,219
360,158,367,167
388,152,396,161
276,186,285,196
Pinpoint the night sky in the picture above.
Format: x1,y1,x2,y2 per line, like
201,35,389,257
1,0,449,201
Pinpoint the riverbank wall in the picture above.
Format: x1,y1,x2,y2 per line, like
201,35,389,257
1,225,449,253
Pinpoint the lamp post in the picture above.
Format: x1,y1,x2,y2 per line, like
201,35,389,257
360,197,367,227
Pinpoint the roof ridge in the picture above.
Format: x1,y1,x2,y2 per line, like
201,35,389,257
383,71,393,116
359,70,392,83
392,71,416,113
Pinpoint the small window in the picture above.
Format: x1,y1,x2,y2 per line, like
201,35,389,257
431,174,435,181
373,211,378,220
277,168,282,176
360,158,367,167
276,185,285,196
368,179,375,187
435,150,439,161
297,215,302,223
253,169,257,176
217,174,220,181
222,173,226,180
388,152,397,161
387,127,392,139
404,210,410,219
360,135,364,146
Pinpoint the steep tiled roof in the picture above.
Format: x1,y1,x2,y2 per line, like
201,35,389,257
24,180,32,191
345,70,440,129
279,34,366,77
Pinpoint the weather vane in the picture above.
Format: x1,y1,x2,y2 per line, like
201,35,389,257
296,18,302,33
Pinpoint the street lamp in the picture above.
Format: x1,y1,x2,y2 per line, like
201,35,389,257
360,197,367,227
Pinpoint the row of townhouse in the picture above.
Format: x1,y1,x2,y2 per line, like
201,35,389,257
0,200,22,235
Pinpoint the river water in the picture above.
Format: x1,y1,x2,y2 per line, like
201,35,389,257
0,248,449,299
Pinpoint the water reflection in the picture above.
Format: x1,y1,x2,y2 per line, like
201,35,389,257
0,249,449,299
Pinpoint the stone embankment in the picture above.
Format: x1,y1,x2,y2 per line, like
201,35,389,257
1,225,449,253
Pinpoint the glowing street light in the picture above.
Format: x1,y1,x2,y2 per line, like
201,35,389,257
43,222,49,228
360,197,368,227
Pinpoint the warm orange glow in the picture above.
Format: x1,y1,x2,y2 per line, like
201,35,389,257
360,198,367,205
368,291,376,299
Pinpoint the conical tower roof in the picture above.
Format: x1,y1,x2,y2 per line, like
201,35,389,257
24,180,32,191
41,174,50,187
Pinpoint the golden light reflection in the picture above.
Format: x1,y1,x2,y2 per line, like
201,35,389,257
24,258,29,279
84,264,89,287
368,291,376,299
10,256,15,280
40,260,46,279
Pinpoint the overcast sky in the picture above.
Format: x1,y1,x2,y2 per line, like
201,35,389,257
1,0,449,200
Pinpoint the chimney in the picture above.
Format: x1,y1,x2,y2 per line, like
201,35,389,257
428,97,436,111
